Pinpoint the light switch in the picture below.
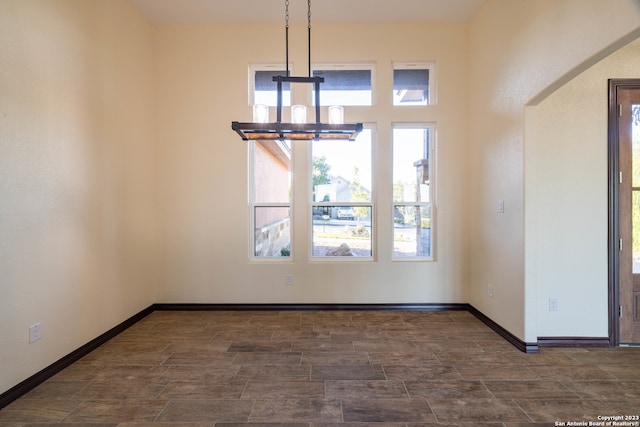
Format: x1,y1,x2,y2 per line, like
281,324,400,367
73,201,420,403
498,200,505,213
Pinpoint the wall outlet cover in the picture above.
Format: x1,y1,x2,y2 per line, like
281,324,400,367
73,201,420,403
29,323,42,343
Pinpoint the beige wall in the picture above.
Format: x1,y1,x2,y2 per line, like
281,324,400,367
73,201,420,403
469,0,640,342
0,0,156,394
153,22,471,304
527,38,640,338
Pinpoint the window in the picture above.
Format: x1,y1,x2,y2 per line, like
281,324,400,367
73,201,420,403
250,140,292,258
311,65,374,106
393,62,434,106
250,65,291,107
392,124,435,259
247,63,438,261
311,127,374,258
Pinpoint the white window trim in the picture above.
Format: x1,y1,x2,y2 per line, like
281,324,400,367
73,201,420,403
392,61,437,106
391,122,436,261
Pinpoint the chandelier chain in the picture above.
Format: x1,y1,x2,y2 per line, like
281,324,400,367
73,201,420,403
307,0,311,76
285,0,289,28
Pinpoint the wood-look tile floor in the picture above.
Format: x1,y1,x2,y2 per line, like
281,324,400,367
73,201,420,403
1,310,639,426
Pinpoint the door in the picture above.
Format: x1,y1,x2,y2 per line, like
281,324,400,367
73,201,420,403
618,85,640,344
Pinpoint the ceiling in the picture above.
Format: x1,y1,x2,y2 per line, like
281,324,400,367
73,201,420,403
131,0,486,25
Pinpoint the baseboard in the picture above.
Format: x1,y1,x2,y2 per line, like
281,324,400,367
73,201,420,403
537,336,612,347
0,305,155,410
153,302,470,311
467,305,539,353
158,304,542,354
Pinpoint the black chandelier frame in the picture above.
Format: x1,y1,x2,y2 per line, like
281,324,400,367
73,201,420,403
231,0,363,142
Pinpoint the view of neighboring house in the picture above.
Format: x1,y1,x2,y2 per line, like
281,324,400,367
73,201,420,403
314,175,371,220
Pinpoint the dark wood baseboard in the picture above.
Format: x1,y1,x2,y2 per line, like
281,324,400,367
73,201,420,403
158,303,540,354
467,305,539,353
537,336,612,347
0,305,154,410
153,303,470,311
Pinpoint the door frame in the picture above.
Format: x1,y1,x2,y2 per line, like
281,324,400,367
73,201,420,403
608,79,640,346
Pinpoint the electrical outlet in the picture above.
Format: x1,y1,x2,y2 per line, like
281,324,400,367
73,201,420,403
29,323,41,343
285,274,294,286
487,284,493,297
549,298,559,312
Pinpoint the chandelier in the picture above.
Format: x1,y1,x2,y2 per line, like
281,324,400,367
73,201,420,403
231,0,363,141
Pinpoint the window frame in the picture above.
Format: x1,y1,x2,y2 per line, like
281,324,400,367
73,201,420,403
309,124,376,261
392,61,436,106
391,122,436,261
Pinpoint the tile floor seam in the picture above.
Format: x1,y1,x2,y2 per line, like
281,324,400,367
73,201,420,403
153,380,170,401
246,398,257,423
57,398,84,424
479,379,498,399
511,396,537,423
381,363,388,380
558,379,589,399
228,351,239,367
238,378,250,399
451,362,465,381
70,378,93,401
151,398,171,423
423,395,439,424
400,379,410,399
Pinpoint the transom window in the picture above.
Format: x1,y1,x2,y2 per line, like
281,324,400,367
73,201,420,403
250,65,291,107
311,64,374,106
393,62,435,106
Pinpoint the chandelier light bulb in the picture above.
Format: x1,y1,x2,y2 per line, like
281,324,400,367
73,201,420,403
253,104,269,123
291,105,307,124
328,106,344,124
